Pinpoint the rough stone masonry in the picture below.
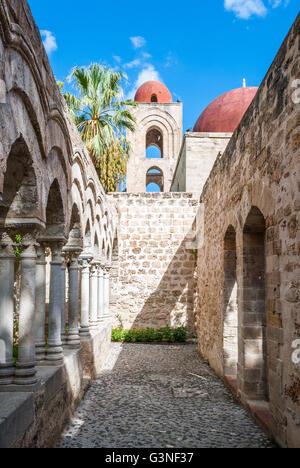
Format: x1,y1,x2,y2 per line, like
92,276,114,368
108,193,199,334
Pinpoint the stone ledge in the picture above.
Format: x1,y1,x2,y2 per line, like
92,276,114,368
0,393,34,448
0,322,112,448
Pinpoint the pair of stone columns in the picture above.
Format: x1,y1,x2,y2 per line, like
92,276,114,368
79,255,111,338
0,232,39,386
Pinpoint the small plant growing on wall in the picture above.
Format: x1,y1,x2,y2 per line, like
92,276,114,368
14,234,22,257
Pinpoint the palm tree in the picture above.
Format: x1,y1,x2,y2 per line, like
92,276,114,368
64,63,137,192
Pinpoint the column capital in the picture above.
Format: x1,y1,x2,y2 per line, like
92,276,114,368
0,231,15,258
90,262,98,277
18,232,39,259
79,252,93,269
67,249,82,269
103,264,112,276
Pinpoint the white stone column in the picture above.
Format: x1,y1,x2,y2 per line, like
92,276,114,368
0,233,15,385
46,242,64,365
60,253,68,346
35,245,47,362
15,234,38,385
103,266,111,321
89,261,98,330
67,250,81,348
79,254,92,338
97,264,104,324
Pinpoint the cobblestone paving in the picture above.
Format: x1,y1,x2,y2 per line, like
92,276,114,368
59,343,275,448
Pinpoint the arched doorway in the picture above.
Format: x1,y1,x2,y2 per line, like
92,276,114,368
223,225,238,379
241,206,268,401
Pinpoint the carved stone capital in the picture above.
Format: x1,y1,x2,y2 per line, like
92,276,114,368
0,231,15,258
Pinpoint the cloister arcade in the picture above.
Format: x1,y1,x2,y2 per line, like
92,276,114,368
0,0,116,388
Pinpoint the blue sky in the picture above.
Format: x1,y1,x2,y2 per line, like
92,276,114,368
28,0,299,132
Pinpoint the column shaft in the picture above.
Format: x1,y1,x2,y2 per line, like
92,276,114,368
68,253,81,347
0,235,15,384
35,246,47,361
61,255,67,345
46,244,64,365
103,268,111,320
15,237,38,385
89,263,98,330
79,255,92,338
97,266,104,323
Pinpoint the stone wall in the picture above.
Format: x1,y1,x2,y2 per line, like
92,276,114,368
108,193,199,334
195,14,300,448
171,132,232,193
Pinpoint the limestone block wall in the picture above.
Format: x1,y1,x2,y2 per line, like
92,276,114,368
108,193,199,333
171,133,232,193
195,14,300,448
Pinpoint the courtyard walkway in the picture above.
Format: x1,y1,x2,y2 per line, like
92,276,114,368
59,343,274,448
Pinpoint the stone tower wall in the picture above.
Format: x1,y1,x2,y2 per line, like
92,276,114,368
126,103,183,192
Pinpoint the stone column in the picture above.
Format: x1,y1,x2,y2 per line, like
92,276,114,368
89,261,98,330
15,233,38,385
97,264,104,324
0,233,15,385
67,250,81,348
60,252,68,346
103,266,111,321
35,245,47,362
46,242,64,365
79,254,92,338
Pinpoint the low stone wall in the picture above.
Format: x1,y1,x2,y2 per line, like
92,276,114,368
195,14,300,448
0,324,111,448
108,193,199,334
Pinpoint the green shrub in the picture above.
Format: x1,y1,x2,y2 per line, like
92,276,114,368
111,326,188,343
111,327,125,342
173,326,188,342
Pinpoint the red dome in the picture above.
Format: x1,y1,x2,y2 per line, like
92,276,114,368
193,87,258,133
135,81,172,103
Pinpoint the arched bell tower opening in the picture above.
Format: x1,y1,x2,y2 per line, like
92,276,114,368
146,167,164,192
146,127,163,159
126,80,182,193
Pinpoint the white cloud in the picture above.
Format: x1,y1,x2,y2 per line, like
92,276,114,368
124,58,141,69
40,30,57,55
127,65,162,99
130,36,146,49
113,55,121,63
224,0,267,19
224,0,288,19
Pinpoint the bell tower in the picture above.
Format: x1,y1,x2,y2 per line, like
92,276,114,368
126,80,183,193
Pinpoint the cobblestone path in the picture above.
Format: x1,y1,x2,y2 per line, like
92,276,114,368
59,343,274,448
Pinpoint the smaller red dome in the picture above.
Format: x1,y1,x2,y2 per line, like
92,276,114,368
193,87,258,133
135,81,172,103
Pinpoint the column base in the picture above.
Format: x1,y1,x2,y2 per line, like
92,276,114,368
67,330,81,348
46,344,64,365
14,361,37,385
35,342,46,362
0,362,15,385
79,326,91,339
89,321,98,330
61,334,68,346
